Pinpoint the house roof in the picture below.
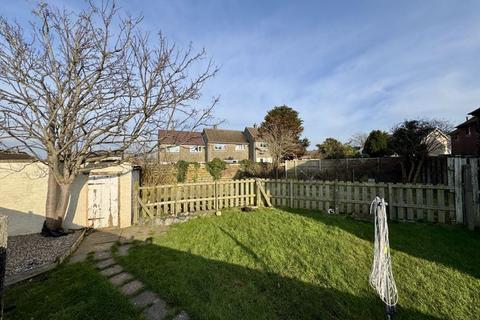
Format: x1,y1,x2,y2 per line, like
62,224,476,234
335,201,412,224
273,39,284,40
468,107,480,117
158,130,204,146
426,128,450,141
455,116,478,129
0,150,33,160
245,127,260,140
203,128,248,144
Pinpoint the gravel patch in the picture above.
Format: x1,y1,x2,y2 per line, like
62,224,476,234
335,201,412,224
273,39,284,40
6,231,82,277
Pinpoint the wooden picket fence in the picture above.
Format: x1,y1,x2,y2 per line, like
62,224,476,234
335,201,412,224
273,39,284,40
134,179,456,224
262,180,455,223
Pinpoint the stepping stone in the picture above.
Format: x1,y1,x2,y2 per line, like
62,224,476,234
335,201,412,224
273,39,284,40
143,300,168,320
96,258,116,270
100,264,123,277
68,253,87,264
174,311,190,320
120,280,144,296
90,242,116,252
117,244,132,256
109,272,134,286
94,251,112,261
130,290,162,308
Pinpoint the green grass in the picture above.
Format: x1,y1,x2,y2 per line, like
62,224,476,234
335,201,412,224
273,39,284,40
4,262,145,320
117,208,480,320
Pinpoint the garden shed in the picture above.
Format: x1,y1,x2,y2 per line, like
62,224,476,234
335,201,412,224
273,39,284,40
0,154,140,236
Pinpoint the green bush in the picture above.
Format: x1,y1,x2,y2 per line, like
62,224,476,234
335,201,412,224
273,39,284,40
206,158,227,181
191,161,201,182
175,160,189,183
238,159,257,178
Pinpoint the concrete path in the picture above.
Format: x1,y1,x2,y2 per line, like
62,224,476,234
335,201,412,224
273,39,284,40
69,226,188,320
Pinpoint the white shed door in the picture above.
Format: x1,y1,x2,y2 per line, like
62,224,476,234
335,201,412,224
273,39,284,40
88,175,119,228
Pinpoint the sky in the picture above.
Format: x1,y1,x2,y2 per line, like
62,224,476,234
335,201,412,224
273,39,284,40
3,0,480,147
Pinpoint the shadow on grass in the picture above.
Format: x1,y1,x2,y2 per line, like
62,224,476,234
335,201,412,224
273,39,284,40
119,243,440,320
282,207,480,279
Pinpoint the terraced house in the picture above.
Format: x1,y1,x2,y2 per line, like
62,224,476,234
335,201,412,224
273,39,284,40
157,126,272,163
158,130,206,163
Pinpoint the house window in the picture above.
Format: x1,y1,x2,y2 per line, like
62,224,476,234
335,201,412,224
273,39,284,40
190,145,204,153
259,142,268,148
214,144,226,150
235,144,246,151
466,127,472,136
166,145,180,153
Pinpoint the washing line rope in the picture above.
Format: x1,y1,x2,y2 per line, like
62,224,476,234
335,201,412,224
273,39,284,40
369,196,398,308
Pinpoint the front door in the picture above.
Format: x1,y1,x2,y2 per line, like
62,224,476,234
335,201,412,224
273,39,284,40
88,174,119,228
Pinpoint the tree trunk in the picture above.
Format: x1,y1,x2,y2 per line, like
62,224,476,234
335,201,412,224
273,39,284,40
45,170,61,230
44,170,72,231
54,183,71,229
412,158,425,183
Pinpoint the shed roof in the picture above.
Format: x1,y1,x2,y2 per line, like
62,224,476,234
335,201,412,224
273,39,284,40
158,130,204,146
0,150,33,160
203,128,248,144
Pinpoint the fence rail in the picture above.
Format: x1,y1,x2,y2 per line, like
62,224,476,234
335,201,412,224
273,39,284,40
134,179,456,225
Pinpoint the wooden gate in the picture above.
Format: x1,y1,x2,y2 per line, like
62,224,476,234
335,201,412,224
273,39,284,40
88,174,119,228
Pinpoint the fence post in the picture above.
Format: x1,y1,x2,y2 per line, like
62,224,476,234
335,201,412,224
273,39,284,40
289,180,294,208
453,158,464,223
387,183,393,219
214,180,218,211
463,164,475,230
334,179,339,213
133,181,139,224
173,184,178,216
255,179,261,207
0,214,7,319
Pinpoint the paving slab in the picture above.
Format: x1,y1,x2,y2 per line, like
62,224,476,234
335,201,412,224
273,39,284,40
109,272,134,286
120,280,144,296
68,252,88,264
96,258,116,270
117,244,132,256
130,290,162,308
100,264,123,277
173,311,190,320
143,300,168,320
94,250,113,261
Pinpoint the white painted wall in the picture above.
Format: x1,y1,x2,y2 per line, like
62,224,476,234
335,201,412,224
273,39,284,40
0,161,138,236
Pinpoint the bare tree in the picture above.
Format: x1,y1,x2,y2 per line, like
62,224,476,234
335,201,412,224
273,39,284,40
259,123,298,178
0,1,218,231
348,132,368,150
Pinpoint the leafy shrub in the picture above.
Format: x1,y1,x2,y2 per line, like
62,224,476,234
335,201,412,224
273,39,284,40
191,161,201,182
238,159,257,178
206,158,227,181
175,160,189,183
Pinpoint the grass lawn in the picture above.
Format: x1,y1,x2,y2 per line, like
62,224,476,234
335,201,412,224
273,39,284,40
4,262,145,320
117,208,480,320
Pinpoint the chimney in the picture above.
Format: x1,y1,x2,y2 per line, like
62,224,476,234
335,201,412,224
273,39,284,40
253,123,257,128
213,125,218,130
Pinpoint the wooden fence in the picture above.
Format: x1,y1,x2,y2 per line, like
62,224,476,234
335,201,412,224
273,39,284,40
262,180,455,223
134,179,456,225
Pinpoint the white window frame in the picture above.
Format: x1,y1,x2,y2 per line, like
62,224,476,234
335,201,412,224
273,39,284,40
166,145,180,153
214,144,226,151
190,145,204,153
235,144,247,151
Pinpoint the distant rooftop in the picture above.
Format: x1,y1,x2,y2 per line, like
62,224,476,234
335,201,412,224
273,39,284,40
158,130,204,146
203,128,248,144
